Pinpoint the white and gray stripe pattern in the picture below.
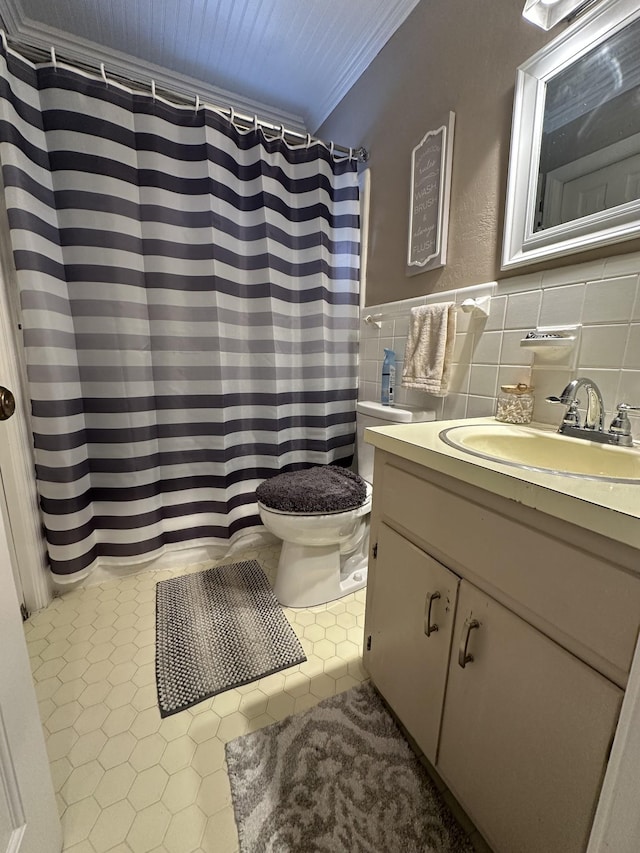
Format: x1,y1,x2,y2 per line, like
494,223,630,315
0,48,360,580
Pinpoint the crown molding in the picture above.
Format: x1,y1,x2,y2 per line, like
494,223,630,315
309,0,422,130
5,14,308,132
3,0,418,136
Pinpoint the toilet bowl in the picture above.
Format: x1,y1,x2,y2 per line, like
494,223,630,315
258,483,372,607
258,401,435,608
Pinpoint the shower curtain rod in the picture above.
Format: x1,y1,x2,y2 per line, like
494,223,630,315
0,30,369,164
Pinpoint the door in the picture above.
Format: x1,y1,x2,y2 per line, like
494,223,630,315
0,403,61,852
437,580,622,853
544,149,640,227
368,522,459,762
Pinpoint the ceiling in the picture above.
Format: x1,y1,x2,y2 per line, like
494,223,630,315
0,0,422,133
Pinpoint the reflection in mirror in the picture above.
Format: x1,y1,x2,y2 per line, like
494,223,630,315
537,15,640,232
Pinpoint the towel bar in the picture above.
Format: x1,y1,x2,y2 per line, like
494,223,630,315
459,296,491,318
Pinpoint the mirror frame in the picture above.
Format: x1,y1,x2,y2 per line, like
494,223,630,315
502,0,640,269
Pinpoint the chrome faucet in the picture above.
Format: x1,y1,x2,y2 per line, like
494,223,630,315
546,377,638,447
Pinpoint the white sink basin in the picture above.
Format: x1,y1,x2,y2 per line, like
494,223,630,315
439,423,640,483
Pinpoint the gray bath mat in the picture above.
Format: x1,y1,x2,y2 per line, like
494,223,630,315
155,559,306,717
225,681,474,853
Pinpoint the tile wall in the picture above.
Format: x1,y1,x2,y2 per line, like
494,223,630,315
359,251,640,439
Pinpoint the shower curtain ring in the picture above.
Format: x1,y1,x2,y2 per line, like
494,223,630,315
229,107,235,126
50,47,57,70
253,114,259,132
279,125,285,140
100,63,109,85
151,79,156,100
194,94,200,113
305,133,312,148
1,31,8,52
329,141,335,158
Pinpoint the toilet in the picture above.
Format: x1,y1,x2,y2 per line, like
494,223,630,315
257,400,436,607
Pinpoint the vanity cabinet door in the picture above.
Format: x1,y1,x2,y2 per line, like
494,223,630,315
437,580,623,853
368,522,459,763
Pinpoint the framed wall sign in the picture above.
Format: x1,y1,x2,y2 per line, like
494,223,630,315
407,112,455,274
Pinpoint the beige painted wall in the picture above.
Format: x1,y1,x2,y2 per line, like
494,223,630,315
317,0,640,306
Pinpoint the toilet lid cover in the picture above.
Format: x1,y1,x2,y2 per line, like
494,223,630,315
256,465,367,513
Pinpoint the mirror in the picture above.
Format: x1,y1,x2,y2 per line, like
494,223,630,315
502,0,640,269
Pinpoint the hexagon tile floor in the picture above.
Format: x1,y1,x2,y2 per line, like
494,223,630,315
24,544,367,853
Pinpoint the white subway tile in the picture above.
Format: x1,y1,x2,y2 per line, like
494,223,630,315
617,370,640,408
583,276,638,324
541,259,605,287
539,284,585,326
453,282,496,300
603,251,640,279
497,272,544,295
442,394,468,420
358,274,640,421
366,296,425,317
500,331,533,366
448,362,471,395
364,338,381,361
360,322,379,341
393,316,410,339
466,396,495,418
484,296,507,332
504,291,542,330
497,365,533,388
393,334,409,358
624,324,640,369
453,332,474,364
469,365,499,398
578,325,627,369
376,336,394,360
358,381,377,402
472,330,503,363
361,360,379,384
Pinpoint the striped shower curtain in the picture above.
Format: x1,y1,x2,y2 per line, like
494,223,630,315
0,45,360,581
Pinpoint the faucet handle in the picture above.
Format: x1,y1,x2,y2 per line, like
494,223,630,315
608,403,639,445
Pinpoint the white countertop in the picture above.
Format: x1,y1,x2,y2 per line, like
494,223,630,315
365,417,640,552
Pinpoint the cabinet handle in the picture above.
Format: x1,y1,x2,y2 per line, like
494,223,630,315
458,617,480,668
424,591,441,637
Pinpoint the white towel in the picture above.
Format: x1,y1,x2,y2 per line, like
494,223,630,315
401,302,457,396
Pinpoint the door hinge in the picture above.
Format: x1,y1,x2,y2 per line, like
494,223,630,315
20,602,29,622
372,542,378,559
366,635,372,651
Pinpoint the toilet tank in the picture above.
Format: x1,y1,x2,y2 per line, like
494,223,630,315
355,401,436,484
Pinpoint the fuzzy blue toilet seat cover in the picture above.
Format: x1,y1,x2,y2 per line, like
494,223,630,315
256,465,367,514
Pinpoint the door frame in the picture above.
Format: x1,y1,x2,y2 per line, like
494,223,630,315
0,186,50,613
0,475,62,853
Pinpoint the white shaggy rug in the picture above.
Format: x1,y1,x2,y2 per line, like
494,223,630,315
225,680,474,852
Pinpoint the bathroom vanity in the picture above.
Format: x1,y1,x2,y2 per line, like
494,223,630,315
363,418,640,853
